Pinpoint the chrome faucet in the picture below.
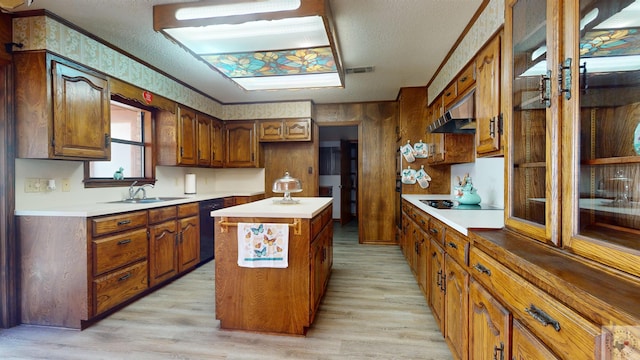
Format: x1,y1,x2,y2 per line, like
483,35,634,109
128,181,154,199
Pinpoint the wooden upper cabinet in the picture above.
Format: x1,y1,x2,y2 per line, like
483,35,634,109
224,120,260,168
504,0,561,246
210,117,224,168
561,0,640,278
258,118,312,142
177,106,197,166
475,34,503,157
197,113,212,166
15,51,110,160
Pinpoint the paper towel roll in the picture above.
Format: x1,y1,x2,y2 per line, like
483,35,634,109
184,173,196,194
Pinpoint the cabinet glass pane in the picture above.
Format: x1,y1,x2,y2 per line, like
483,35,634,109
577,0,640,245
511,0,547,225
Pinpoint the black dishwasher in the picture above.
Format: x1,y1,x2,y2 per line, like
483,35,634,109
199,198,224,265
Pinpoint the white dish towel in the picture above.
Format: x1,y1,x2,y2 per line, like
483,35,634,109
237,223,289,268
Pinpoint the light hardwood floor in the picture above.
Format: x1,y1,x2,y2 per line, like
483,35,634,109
0,221,452,360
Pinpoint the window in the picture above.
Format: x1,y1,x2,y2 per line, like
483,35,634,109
84,96,155,187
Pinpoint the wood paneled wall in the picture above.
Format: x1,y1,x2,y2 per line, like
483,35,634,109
0,11,18,328
262,122,320,199
315,102,398,245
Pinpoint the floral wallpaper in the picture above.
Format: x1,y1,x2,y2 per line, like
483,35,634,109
12,15,311,120
428,0,505,104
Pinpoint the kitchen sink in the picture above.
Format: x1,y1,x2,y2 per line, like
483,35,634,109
108,196,187,204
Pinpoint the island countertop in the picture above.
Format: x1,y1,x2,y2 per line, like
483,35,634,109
210,197,332,219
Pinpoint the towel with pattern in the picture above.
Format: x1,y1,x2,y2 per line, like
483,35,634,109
237,222,289,268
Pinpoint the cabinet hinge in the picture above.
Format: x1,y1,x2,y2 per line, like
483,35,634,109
180,147,184,157
104,133,111,147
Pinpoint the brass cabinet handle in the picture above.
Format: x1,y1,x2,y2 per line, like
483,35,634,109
525,304,561,332
473,263,491,276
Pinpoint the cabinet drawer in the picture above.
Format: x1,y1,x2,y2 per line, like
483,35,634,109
311,206,331,238
91,211,147,237
177,202,198,218
442,82,457,108
443,229,468,266
148,206,177,224
428,218,445,245
469,247,601,360
92,228,148,276
457,62,476,95
93,261,148,315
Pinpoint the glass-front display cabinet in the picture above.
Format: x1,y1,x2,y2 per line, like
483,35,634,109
507,0,640,275
562,0,640,277
504,0,562,245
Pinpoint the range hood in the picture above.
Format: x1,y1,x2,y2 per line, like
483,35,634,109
427,89,476,134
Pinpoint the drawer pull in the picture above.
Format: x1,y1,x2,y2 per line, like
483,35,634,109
473,263,492,276
436,269,442,287
117,219,131,226
117,239,132,245
447,241,458,249
430,228,438,234
118,272,132,282
525,304,561,332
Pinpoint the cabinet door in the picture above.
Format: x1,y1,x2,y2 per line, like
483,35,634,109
428,238,445,333
445,255,469,360
475,34,502,157
283,118,311,141
259,120,284,141
417,228,428,297
149,220,178,287
52,61,110,159
504,0,562,245
561,0,640,278
224,121,258,167
197,114,211,166
178,215,200,273
469,278,511,360
177,106,197,166
512,320,559,360
210,117,224,167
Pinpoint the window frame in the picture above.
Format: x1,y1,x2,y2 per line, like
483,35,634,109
84,95,156,188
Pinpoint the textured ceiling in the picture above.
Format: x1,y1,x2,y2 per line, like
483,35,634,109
10,0,482,105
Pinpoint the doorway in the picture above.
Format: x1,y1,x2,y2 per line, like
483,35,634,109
318,125,358,226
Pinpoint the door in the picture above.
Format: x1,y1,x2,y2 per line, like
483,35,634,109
340,140,353,224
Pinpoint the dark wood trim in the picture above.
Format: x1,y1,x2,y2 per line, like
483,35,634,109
0,61,18,328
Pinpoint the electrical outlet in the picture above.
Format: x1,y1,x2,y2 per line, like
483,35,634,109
37,179,48,192
61,178,71,192
24,178,40,193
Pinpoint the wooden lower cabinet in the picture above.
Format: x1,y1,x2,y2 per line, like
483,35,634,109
512,320,560,360
17,202,201,329
149,203,200,287
428,238,445,333
469,277,511,360
445,254,469,360
214,204,333,335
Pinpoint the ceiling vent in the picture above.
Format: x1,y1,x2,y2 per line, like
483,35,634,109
346,66,375,74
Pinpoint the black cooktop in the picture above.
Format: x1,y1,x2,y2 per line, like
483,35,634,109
420,199,503,210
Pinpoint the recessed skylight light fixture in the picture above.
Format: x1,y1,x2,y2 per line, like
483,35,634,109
153,0,344,91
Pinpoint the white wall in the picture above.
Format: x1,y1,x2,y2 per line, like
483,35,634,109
450,157,505,207
15,159,265,210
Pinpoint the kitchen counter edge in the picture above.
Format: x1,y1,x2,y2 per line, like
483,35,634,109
402,194,504,236
210,197,332,219
14,191,265,217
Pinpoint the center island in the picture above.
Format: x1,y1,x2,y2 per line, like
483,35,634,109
210,197,333,336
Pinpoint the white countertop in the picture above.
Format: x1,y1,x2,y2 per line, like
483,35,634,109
14,191,265,217
210,197,332,219
402,194,504,236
